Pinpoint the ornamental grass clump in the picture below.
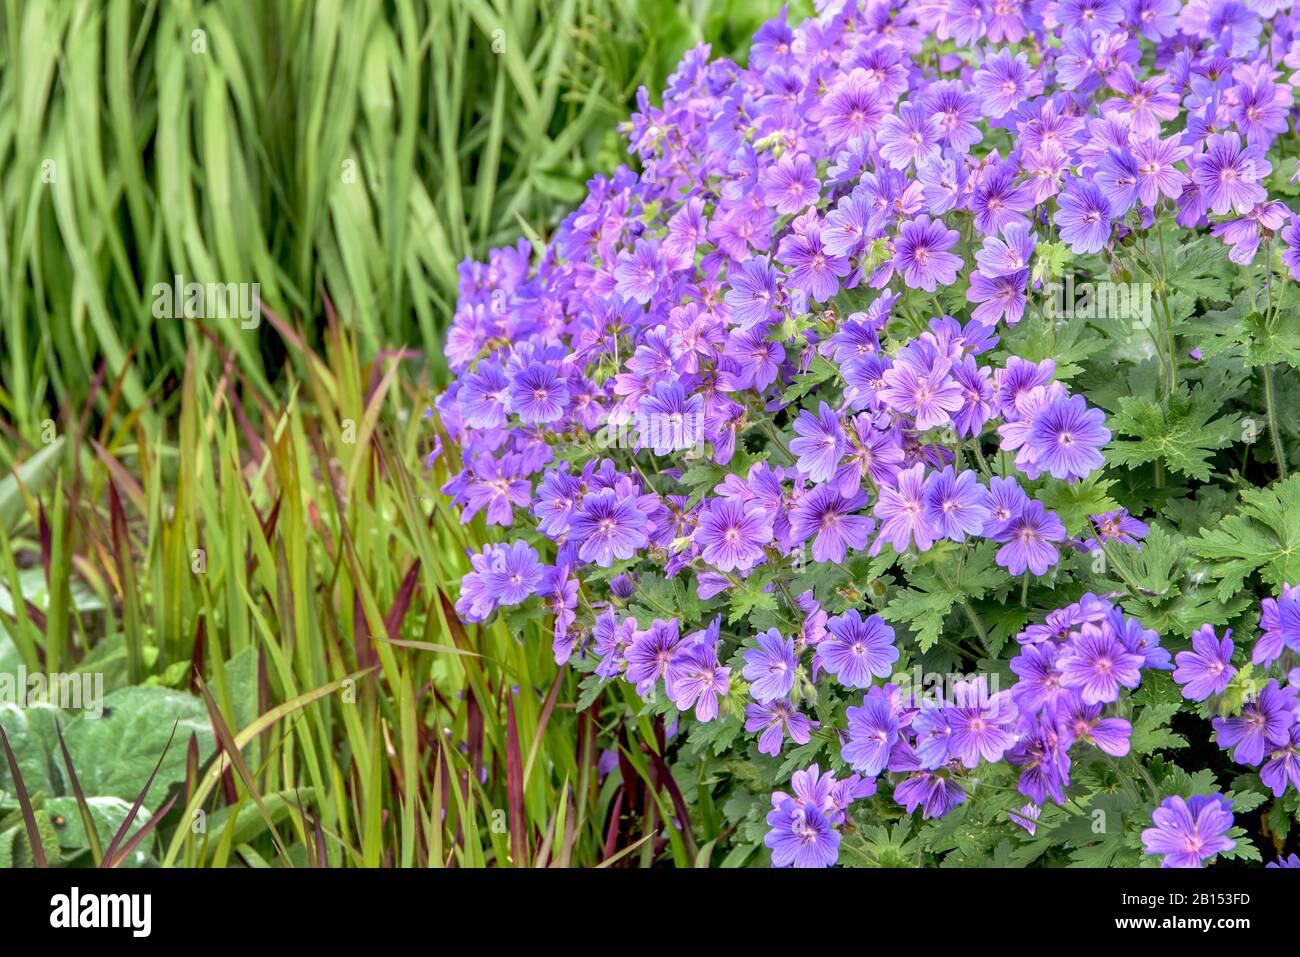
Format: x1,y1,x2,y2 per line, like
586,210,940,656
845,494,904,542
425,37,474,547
434,0,1300,867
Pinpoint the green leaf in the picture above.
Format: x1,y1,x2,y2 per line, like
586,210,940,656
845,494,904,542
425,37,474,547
1191,475,1300,601
1107,384,1241,481
882,585,958,653
63,687,216,803
1036,476,1121,537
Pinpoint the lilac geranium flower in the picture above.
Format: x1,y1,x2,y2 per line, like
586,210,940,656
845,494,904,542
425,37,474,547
894,770,967,819
746,699,813,756
993,500,1066,575
762,152,821,215
506,361,569,423
879,355,964,431
843,694,901,775
666,635,730,721
789,402,847,482
743,628,799,703
972,49,1035,117
819,610,899,689
789,485,873,563
483,539,545,605
1261,726,1300,797
570,488,650,566
1211,681,1298,766
872,462,938,554
777,218,850,302
1141,794,1236,868
1173,625,1237,701
613,238,666,304
695,497,773,572
1192,133,1270,215
637,381,703,456
1024,393,1110,481
947,678,1020,768
725,258,782,330
923,466,991,542
1254,584,1300,667
1010,641,1066,713
765,797,840,868
1053,181,1113,254
1059,623,1144,704
1056,693,1133,756
891,215,963,291
878,102,943,170
624,618,682,696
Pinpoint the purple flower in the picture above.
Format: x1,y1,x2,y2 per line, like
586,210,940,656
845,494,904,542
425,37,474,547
843,694,901,776
1025,393,1110,481
637,381,703,456
879,355,964,431
1141,794,1236,868
789,402,847,483
1059,623,1144,704
746,699,812,756
666,633,730,721
506,361,569,423
819,610,899,689
1010,642,1066,713
817,69,887,146
743,628,799,703
765,797,839,868
975,223,1035,277
1132,134,1192,206
725,258,782,330
1056,693,1133,756
777,219,850,302
1007,714,1071,804
1053,181,1113,254
923,466,991,542
947,678,1021,768
762,152,821,216
789,485,873,564
570,488,650,567
972,49,1035,118
878,102,943,170
1212,681,1298,766
894,771,967,819
624,618,682,696
872,463,938,554
613,238,666,304
971,164,1034,236
695,497,773,572
483,540,545,605
892,215,963,291
1255,584,1300,667
1173,625,1236,701
1261,726,1300,797
1192,133,1270,215
994,500,1066,575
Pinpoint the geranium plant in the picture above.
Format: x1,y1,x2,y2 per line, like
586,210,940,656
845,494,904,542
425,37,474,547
433,0,1300,868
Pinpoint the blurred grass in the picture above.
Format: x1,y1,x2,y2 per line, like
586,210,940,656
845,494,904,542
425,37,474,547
0,0,770,449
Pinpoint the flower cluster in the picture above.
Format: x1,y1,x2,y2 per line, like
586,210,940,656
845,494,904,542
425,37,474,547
435,0,1300,868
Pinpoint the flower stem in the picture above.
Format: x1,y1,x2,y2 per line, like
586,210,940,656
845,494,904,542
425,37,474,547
1263,363,1289,480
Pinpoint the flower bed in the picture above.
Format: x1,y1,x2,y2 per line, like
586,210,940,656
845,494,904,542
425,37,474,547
435,0,1300,868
